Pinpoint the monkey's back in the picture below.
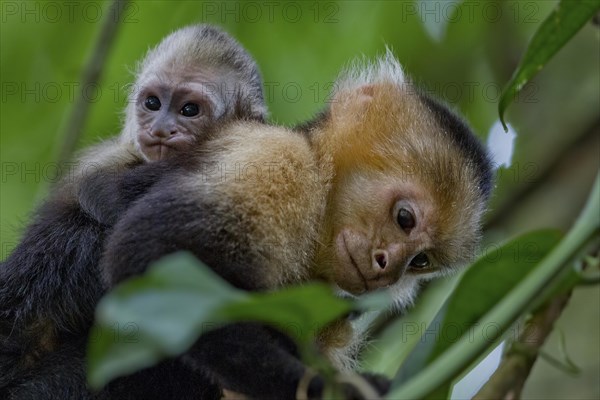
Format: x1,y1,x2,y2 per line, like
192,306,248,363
178,121,327,288
101,122,328,290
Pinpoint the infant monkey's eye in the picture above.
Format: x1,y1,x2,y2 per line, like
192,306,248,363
181,103,200,117
145,96,161,111
397,207,415,232
410,253,429,269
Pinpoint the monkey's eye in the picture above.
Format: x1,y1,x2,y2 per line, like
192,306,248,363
409,253,429,269
397,207,416,232
144,96,161,111
181,103,200,117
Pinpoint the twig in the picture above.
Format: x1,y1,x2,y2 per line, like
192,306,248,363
472,292,572,400
56,0,129,166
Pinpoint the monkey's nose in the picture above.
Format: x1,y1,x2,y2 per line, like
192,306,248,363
151,128,178,139
373,250,388,270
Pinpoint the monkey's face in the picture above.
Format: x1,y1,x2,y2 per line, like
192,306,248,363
317,82,488,302
328,172,436,296
134,75,223,161
327,166,482,301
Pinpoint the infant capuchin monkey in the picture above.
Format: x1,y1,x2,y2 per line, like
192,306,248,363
78,23,266,226
0,24,266,396
99,52,493,399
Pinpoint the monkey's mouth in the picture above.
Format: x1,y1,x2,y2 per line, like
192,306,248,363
140,134,193,161
143,143,174,161
336,233,368,294
142,137,192,161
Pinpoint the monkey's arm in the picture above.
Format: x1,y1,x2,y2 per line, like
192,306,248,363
100,174,275,290
0,195,107,336
76,167,137,227
0,192,108,392
0,151,169,387
77,149,199,227
72,138,155,226
77,158,177,227
0,151,151,337
99,181,388,400
185,323,325,400
0,337,94,400
0,335,221,400
99,176,326,398
0,162,162,336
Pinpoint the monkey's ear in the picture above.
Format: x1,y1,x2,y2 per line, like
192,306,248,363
330,84,376,121
357,84,375,97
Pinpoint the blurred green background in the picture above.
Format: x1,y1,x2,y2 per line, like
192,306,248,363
1,1,598,398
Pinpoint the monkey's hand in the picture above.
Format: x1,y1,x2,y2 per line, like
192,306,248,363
77,157,187,226
108,155,197,224
301,371,391,400
77,166,130,226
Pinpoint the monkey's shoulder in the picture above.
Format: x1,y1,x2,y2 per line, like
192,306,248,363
167,122,328,285
75,138,142,176
198,121,323,193
209,121,314,162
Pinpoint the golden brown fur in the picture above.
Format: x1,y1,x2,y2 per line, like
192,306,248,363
94,52,492,398
164,53,491,372
184,122,328,287
307,57,490,368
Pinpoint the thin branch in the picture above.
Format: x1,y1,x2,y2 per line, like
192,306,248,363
56,0,129,166
472,292,572,400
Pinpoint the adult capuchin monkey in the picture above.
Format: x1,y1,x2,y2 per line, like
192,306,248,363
0,24,266,398
97,52,494,399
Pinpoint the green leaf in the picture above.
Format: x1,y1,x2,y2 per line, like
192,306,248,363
423,229,561,399
498,0,600,130
429,230,563,360
87,252,351,389
390,229,562,396
222,284,352,344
